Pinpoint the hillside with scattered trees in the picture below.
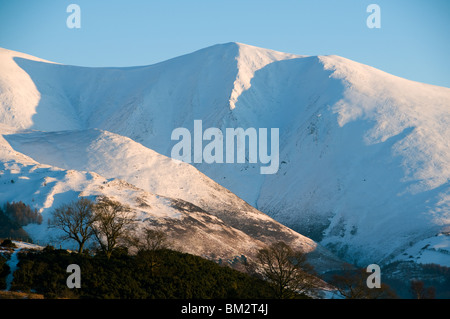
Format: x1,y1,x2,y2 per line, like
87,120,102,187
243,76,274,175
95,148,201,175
0,201,42,241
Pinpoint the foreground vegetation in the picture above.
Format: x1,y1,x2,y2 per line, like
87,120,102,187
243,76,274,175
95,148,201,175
0,198,446,299
0,198,318,299
9,246,305,299
0,290,44,299
0,253,9,290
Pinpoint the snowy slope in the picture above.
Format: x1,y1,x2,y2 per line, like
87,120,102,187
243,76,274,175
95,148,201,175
0,43,449,269
0,125,341,273
2,127,296,241
256,55,450,266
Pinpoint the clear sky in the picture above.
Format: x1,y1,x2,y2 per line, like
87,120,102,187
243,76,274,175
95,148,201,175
0,0,449,87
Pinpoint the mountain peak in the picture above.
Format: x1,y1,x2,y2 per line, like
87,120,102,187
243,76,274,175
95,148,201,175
0,44,449,270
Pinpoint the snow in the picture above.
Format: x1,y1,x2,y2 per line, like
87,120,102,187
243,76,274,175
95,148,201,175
0,42,449,272
10,240,44,251
0,241,43,291
0,128,338,273
5,248,20,291
3,128,276,223
392,233,450,267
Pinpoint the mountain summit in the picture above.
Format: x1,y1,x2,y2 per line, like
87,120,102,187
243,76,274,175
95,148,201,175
0,43,449,271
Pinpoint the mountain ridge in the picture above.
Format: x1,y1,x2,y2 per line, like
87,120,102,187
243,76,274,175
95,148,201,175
0,43,449,269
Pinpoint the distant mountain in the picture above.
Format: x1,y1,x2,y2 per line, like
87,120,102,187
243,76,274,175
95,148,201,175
0,43,449,271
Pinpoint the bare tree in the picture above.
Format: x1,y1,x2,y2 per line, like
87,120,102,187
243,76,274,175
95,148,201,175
256,241,321,299
48,198,95,254
410,280,435,299
92,196,134,260
330,266,397,299
129,226,169,276
129,226,169,253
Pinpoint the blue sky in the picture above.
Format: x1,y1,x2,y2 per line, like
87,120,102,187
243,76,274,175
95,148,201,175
0,0,449,87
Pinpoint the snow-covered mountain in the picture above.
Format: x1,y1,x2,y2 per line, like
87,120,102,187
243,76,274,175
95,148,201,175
0,124,343,273
0,43,449,272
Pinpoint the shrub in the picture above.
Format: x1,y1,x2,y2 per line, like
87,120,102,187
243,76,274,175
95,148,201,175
11,248,281,299
0,239,17,248
0,255,10,290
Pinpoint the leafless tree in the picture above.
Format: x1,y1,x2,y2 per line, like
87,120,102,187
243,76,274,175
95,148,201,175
48,197,95,253
92,196,135,260
256,241,321,298
129,226,169,276
129,226,169,253
410,280,435,299
330,265,397,299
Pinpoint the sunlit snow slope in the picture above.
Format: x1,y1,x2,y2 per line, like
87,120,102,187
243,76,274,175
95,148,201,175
0,43,449,268
0,124,344,272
